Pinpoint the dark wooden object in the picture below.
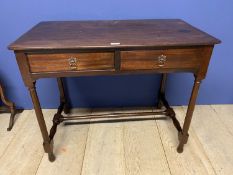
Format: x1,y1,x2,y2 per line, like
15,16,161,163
0,83,17,131
8,19,220,162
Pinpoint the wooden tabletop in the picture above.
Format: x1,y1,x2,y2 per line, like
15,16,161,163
8,19,220,50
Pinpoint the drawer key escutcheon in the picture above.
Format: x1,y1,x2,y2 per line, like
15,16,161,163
68,57,78,70
158,54,167,67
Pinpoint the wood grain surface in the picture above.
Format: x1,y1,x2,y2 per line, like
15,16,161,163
28,52,114,72
121,48,202,71
8,19,220,50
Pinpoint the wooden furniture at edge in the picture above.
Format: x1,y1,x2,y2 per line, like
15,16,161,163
0,83,17,131
8,19,221,162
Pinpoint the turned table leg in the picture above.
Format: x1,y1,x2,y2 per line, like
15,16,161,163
157,73,167,109
157,73,183,134
0,84,17,131
177,76,202,153
57,78,70,114
48,78,71,145
28,82,55,162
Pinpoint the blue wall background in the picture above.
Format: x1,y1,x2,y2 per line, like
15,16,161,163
0,0,232,109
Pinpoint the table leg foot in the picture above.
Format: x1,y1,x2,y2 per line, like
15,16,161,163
48,153,56,162
7,106,17,131
7,114,15,131
177,144,184,153
178,132,189,144
63,103,71,114
177,131,189,153
43,140,55,162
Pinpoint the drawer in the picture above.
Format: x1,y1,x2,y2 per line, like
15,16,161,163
121,48,202,71
27,52,115,73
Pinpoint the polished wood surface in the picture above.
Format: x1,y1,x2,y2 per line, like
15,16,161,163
8,19,220,50
28,52,114,73
8,19,220,162
121,47,202,71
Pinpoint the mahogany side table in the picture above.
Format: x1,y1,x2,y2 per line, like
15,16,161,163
8,19,220,162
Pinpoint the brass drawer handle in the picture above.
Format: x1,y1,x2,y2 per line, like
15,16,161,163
68,57,78,70
158,55,167,67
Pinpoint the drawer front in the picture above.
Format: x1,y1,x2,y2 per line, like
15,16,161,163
121,48,202,71
28,52,115,73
